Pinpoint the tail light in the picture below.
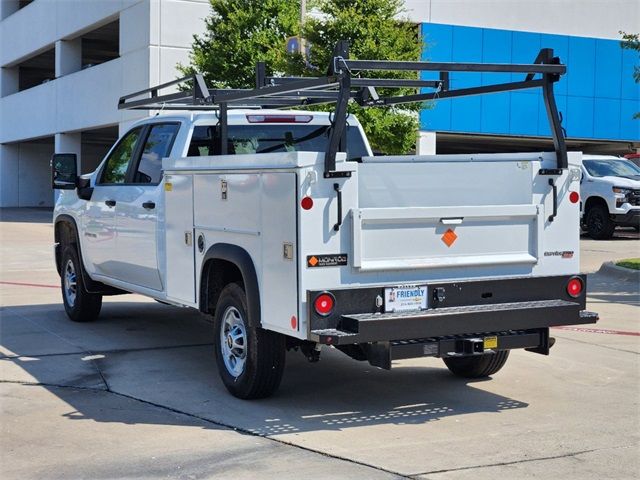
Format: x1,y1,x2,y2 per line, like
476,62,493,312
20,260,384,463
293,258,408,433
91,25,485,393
569,191,579,203
314,292,335,316
567,277,584,297
301,196,314,210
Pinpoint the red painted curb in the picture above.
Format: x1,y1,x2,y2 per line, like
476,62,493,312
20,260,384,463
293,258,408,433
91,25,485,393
552,326,640,337
0,281,59,289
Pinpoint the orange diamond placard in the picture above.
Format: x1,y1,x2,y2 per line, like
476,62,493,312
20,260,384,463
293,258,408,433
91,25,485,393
308,256,319,267
441,228,458,247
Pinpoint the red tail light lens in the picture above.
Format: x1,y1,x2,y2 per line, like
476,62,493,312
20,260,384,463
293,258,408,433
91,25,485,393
567,277,584,297
314,292,335,316
569,191,579,203
301,196,314,210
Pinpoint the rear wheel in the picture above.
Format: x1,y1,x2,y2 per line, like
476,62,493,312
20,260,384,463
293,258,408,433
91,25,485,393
61,246,102,322
443,351,510,378
585,205,615,240
213,283,286,399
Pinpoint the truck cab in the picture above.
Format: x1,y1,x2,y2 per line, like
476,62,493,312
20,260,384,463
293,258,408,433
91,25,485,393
54,111,371,297
580,155,640,239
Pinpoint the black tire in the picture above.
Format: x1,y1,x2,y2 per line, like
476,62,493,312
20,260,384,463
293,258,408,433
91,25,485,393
585,204,615,240
60,246,102,322
443,350,510,378
213,283,286,399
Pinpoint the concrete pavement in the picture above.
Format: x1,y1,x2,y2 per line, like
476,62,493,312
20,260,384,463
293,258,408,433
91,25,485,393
1,208,638,479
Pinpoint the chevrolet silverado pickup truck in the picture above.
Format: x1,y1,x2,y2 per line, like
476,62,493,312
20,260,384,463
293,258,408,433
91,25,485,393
580,155,640,239
51,43,597,398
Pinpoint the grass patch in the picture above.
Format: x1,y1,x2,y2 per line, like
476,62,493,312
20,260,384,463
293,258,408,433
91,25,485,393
616,258,640,270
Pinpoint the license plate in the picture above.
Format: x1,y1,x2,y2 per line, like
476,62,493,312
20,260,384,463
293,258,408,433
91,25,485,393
384,285,428,313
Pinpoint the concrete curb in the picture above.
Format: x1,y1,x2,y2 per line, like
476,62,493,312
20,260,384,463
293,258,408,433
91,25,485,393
597,261,640,281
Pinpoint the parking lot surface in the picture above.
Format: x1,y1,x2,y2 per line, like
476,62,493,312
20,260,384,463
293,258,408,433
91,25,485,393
1,208,639,479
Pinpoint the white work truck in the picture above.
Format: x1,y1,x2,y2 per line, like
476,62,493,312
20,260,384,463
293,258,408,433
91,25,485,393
52,43,597,398
580,155,640,239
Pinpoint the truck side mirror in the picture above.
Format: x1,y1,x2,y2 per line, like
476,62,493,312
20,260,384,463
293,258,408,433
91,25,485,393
51,153,78,190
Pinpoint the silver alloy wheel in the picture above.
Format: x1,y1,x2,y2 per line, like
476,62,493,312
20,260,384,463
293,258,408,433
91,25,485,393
64,258,77,307
220,306,247,378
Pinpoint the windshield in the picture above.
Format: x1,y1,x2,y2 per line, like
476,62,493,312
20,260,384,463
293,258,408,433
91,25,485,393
189,124,369,160
583,159,640,178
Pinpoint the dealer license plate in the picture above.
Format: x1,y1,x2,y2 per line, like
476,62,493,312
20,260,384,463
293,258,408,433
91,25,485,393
384,285,428,313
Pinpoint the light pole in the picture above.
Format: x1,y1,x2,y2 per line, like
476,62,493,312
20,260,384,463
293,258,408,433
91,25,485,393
299,0,306,55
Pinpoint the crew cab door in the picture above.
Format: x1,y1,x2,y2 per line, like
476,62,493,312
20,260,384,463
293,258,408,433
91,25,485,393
113,123,180,291
82,127,143,278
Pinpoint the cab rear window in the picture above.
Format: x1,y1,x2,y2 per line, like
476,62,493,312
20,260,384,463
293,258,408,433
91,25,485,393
188,124,368,160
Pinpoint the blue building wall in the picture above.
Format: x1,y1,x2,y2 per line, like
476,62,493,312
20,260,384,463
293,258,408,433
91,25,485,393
420,23,640,141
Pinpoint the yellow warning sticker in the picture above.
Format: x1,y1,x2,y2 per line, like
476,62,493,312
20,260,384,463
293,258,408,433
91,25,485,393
164,182,173,191
484,336,498,349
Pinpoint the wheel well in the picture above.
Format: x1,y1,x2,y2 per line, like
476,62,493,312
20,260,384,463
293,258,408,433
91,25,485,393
584,196,608,215
200,259,244,315
54,219,78,275
54,216,127,296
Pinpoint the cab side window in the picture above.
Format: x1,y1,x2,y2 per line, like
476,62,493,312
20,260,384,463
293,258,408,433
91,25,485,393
133,123,180,184
100,128,142,184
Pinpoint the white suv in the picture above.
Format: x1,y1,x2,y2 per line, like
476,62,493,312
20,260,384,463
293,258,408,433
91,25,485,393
580,155,640,239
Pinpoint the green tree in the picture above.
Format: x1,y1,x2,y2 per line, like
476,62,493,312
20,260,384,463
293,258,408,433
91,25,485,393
620,31,639,119
179,0,423,154
178,0,302,89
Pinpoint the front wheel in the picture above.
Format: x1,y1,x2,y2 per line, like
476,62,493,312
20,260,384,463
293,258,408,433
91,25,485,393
585,205,615,240
60,246,102,322
213,283,286,399
443,350,510,378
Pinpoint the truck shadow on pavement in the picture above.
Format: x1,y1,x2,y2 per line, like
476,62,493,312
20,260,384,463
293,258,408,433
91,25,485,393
1,300,529,437
580,228,639,240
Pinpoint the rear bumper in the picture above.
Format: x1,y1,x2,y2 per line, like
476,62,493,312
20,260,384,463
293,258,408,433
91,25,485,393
310,301,597,345
307,275,597,346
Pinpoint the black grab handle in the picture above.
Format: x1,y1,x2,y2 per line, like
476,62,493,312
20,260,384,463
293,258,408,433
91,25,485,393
548,179,557,223
333,183,342,231
142,201,156,210
105,200,116,207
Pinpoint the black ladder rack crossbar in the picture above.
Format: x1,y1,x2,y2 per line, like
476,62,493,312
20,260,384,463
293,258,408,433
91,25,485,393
118,41,568,175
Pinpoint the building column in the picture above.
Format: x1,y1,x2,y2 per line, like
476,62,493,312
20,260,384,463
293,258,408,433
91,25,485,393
0,67,19,97
55,38,82,78
0,144,20,207
417,131,436,155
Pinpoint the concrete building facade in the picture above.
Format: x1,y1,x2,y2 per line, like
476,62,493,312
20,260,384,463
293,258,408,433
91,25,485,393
0,0,209,207
0,0,638,206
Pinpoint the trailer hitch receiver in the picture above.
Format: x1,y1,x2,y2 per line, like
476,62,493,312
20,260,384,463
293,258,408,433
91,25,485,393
456,338,485,355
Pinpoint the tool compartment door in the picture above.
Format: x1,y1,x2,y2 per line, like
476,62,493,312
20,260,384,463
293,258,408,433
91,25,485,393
164,174,196,304
351,204,540,271
354,159,540,272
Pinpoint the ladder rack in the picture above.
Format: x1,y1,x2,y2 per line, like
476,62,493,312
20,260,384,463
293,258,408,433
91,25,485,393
118,40,568,176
